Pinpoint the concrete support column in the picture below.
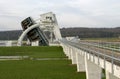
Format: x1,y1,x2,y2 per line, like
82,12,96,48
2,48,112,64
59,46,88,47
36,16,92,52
106,71,120,79
76,52,86,72
85,53,102,79
66,46,69,59
64,46,68,56
66,46,70,57
68,47,72,60
71,49,77,64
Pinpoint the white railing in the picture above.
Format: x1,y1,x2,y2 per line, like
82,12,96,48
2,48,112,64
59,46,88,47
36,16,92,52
60,39,120,79
60,39,120,66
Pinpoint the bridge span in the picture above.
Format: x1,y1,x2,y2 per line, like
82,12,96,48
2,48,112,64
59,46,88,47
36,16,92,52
60,39,120,79
18,12,120,79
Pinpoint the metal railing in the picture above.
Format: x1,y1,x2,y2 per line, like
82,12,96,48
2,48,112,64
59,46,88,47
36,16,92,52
60,39,120,67
80,41,120,52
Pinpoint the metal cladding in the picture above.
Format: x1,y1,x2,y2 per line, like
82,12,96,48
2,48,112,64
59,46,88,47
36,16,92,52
21,17,35,30
21,17,49,46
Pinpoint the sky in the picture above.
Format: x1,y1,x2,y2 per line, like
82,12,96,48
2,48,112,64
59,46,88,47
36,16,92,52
0,0,120,31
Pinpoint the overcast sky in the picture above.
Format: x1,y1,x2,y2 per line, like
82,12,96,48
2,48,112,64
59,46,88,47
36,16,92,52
0,0,120,31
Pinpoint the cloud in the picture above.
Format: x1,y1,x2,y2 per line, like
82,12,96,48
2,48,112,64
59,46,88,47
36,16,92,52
0,0,120,31
58,13,101,28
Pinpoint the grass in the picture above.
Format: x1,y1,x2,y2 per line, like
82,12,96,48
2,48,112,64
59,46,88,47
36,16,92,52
0,46,66,58
0,60,86,79
0,46,86,79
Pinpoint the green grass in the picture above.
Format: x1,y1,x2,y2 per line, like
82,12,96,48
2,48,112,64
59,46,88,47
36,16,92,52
102,69,106,79
0,60,86,79
0,46,86,79
0,46,66,58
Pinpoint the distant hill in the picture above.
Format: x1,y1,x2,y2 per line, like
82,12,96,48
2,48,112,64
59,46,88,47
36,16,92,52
0,30,22,40
60,27,120,38
0,27,120,40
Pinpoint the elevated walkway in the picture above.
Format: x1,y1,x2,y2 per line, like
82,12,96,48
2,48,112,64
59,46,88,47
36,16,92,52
60,39,120,79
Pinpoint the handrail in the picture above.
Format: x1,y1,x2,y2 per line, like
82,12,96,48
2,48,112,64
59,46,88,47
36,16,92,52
79,41,120,52
60,39,120,66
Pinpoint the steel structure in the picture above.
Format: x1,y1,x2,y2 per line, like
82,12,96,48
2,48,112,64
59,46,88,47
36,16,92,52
17,12,61,46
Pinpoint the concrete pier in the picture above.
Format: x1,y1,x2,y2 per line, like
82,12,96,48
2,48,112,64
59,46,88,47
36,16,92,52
106,71,120,79
76,52,85,72
61,41,120,79
85,54,102,79
71,49,77,64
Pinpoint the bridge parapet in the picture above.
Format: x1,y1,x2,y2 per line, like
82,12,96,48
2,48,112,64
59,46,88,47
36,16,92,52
60,39,120,79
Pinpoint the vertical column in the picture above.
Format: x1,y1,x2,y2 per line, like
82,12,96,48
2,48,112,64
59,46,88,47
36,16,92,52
64,45,68,56
106,71,120,79
71,48,77,64
85,53,102,79
76,51,86,72
67,47,71,59
68,47,72,60
66,46,70,57
66,46,69,56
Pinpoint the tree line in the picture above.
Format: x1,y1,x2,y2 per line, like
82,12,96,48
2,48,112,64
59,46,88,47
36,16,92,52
61,27,120,38
0,27,120,40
